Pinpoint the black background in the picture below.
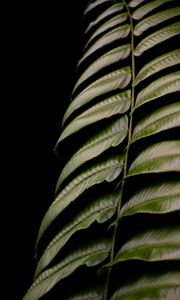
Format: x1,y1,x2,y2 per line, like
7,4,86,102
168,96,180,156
4,1,88,299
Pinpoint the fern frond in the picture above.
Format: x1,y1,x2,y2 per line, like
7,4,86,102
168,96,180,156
129,0,144,9
134,21,180,56
84,0,111,15
85,13,128,49
135,71,180,108
110,271,180,300
36,155,124,245
55,90,130,146
135,49,180,85
120,181,180,217
23,1,180,299
128,140,180,177
134,7,180,36
132,0,176,20
74,44,131,92
112,227,180,264
63,67,131,125
23,240,111,300
35,193,118,277
78,24,130,66
85,2,124,34
132,103,180,142
57,117,128,186
64,287,104,300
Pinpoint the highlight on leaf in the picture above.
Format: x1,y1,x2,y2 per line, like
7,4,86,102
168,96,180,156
62,67,131,125
65,287,104,300
134,7,180,36
135,71,180,108
78,23,130,66
57,116,128,186
35,192,118,277
23,239,111,300
134,22,180,56
132,102,180,142
74,44,131,92
84,0,111,15
64,286,104,300
85,13,128,50
111,227,180,265
110,271,180,300
85,2,124,34
120,181,180,217
134,49,180,86
132,0,176,21
128,140,180,177
55,90,131,146
129,0,145,8
36,155,124,245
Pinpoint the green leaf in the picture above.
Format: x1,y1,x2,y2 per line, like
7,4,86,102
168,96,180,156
85,13,128,50
84,0,110,15
74,44,131,92
132,0,176,20
23,240,111,300
134,49,180,85
55,90,130,147
85,2,124,34
135,71,180,108
78,24,130,66
128,140,180,177
134,22,180,56
36,155,124,244
35,193,118,277
120,181,180,217
110,271,180,300
132,103,180,142
129,0,144,8
64,287,104,300
86,252,109,266
57,117,128,186
134,7,180,36
62,67,131,125
111,227,180,264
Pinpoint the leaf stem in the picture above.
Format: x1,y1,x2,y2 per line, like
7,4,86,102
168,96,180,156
104,1,135,299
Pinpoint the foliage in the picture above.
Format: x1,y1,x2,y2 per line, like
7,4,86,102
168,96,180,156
23,0,180,299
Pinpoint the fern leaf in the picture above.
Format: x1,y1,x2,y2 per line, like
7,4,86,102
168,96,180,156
134,49,180,85
23,240,111,300
57,117,128,186
84,0,110,15
74,44,131,92
110,271,180,300
134,21,180,56
135,71,180,108
85,3,124,34
55,91,130,146
111,227,180,264
78,24,130,66
129,0,144,8
132,0,176,21
36,155,124,244
35,193,118,277
85,13,128,49
64,287,104,300
128,141,180,177
62,67,131,125
132,103,180,142
134,7,180,36
120,181,180,217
